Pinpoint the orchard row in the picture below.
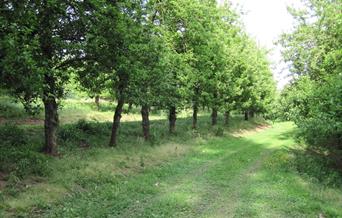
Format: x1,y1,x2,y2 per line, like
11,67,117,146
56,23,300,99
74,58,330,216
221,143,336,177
0,0,276,154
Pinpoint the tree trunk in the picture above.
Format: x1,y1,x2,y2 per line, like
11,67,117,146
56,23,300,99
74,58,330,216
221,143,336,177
109,97,125,146
40,3,58,155
169,106,176,133
192,102,198,129
211,108,218,126
224,111,230,125
95,95,100,110
43,98,59,155
141,105,150,140
244,111,249,121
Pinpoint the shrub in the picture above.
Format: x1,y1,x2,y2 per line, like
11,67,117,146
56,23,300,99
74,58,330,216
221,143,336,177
279,75,342,150
0,147,51,179
213,126,224,137
291,148,342,187
75,119,97,134
58,120,111,144
0,123,28,147
58,124,82,142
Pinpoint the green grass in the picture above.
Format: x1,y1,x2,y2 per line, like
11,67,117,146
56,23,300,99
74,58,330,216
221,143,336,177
0,96,341,217
1,121,342,217
0,95,190,125
43,123,341,218
0,96,114,124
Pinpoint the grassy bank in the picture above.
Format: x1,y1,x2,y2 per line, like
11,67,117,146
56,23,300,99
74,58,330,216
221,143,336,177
0,97,341,217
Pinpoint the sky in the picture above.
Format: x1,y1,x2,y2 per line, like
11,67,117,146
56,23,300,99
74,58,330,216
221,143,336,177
220,0,302,89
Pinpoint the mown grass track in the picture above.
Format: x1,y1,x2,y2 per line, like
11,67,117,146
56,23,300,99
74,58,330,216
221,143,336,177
31,122,342,218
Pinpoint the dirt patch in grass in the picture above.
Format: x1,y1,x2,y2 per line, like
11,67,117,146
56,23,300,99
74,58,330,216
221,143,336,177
231,124,270,137
0,117,43,125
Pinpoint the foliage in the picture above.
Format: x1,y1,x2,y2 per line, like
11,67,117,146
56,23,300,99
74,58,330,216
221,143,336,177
290,148,342,187
58,119,111,143
75,0,276,144
0,0,276,151
0,0,89,108
279,0,342,152
0,123,28,147
299,75,342,147
0,0,94,153
0,147,51,179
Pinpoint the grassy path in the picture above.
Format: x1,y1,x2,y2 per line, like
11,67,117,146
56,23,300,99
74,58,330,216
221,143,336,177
28,122,342,217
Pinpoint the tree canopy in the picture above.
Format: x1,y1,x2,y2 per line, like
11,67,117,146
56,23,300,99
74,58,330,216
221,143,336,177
0,0,276,153
279,0,342,154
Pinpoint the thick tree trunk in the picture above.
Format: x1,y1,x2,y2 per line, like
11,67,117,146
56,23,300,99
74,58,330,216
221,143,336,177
244,111,249,121
211,108,218,126
224,111,230,125
169,106,176,133
95,95,100,110
192,103,198,129
43,98,59,155
141,105,150,140
109,97,125,146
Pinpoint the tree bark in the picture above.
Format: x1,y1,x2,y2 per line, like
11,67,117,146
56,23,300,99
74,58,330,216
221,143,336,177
40,3,59,155
95,95,100,110
141,105,150,140
43,97,59,155
211,108,218,126
244,111,249,121
169,106,176,133
192,102,198,129
109,96,125,146
224,111,230,125
192,85,201,129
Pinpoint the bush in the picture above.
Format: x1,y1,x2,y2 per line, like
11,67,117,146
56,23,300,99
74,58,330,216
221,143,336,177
265,148,342,187
0,123,28,147
75,119,97,134
213,126,224,137
58,124,82,142
58,120,111,144
0,147,51,179
300,75,342,148
279,75,342,150
58,119,96,142
291,148,342,187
